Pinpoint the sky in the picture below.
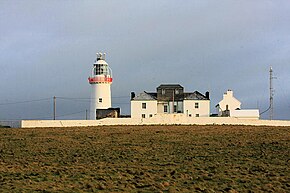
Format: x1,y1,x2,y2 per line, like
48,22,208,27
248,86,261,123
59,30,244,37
0,0,290,120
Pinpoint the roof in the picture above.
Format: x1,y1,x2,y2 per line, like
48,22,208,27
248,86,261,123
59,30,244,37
157,84,183,89
132,91,208,101
132,91,157,100
94,59,108,65
184,91,208,100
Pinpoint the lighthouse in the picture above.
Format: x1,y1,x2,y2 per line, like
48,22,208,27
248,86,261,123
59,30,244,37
88,52,113,120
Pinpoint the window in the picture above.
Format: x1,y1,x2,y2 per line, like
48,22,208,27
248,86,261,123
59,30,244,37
149,114,153,118
196,114,200,117
174,105,177,113
94,67,97,75
142,103,146,109
162,89,165,95
164,105,168,113
100,64,104,74
142,114,146,118
195,102,199,109
96,64,102,75
99,98,102,103
95,64,108,75
175,89,179,94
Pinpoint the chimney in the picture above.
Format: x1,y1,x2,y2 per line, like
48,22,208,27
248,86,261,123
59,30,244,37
227,90,233,97
205,91,210,100
131,92,135,100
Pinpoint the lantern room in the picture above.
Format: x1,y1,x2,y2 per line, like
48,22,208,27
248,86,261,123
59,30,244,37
89,53,113,84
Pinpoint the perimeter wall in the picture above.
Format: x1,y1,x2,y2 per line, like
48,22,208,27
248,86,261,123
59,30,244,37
16,114,290,128
0,121,22,128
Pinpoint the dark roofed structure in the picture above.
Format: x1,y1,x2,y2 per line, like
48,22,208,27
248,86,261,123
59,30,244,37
184,91,209,100
132,91,157,100
131,84,211,118
132,84,209,101
157,84,183,89
157,84,184,101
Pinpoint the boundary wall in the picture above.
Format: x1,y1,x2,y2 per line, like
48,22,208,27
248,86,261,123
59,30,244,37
2,114,290,128
0,121,22,128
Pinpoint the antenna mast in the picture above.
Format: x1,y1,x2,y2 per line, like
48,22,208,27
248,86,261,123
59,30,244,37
269,67,274,120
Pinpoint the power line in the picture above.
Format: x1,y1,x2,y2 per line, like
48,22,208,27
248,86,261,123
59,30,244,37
16,110,88,120
260,106,271,115
0,95,130,105
113,96,129,99
55,110,87,118
0,95,130,120
56,97,90,103
57,96,129,99
0,98,51,106
57,97,90,100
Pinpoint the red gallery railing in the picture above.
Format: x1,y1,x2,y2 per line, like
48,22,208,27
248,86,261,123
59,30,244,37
88,76,113,84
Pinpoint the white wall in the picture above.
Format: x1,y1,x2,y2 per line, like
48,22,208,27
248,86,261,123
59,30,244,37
184,100,210,117
218,90,241,115
131,100,157,118
231,109,260,119
139,100,209,117
157,102,167,114
90,83,111,119
19,115,290,128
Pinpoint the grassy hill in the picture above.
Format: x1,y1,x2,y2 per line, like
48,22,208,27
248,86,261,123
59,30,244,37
0,125,289,192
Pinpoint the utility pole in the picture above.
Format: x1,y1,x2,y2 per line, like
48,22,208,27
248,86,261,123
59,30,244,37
269,67,274,120
53,96,56,120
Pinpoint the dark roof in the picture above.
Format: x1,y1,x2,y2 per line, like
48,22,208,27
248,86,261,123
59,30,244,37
132,91,157,100
157,84,183,89
147,92,157,98
184,91,208,100
132,91,208,101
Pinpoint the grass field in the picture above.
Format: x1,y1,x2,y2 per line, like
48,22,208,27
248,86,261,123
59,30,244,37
0,125,290,192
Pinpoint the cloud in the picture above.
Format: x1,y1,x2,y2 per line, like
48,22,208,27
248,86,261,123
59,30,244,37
0,0,290,119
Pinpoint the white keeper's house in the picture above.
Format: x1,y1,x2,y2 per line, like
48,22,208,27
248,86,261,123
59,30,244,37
131,84,210,119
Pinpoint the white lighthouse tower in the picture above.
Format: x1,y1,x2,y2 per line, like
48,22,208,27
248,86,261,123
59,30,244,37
88,52,113,120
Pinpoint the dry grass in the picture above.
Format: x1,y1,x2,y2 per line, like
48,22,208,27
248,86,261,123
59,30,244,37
0,125,290,192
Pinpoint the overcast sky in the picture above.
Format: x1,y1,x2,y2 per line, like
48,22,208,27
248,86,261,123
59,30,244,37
0,0,289,120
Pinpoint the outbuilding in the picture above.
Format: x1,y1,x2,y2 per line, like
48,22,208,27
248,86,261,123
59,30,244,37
216,90,260,119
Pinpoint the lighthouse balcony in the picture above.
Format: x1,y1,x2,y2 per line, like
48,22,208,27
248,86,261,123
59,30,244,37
88,76,113,84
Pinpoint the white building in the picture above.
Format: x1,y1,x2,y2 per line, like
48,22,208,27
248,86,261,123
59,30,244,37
217,90,241,116
131,84,210,119
217,90,259,119
88,53,119,120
